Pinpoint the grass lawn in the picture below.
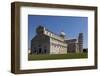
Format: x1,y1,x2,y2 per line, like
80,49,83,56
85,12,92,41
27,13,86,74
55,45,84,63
28,53,88,61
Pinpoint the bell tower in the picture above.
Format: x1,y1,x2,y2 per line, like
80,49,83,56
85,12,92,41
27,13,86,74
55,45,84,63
78,33,83,53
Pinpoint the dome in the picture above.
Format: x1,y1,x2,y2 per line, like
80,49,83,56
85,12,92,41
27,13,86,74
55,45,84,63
60,32,65,36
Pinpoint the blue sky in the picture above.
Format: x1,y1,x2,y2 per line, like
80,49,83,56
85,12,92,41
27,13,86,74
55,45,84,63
28,15,88,49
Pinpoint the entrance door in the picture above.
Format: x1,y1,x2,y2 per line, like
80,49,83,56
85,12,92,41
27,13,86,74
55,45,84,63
39,48,42,54
44,49,47,54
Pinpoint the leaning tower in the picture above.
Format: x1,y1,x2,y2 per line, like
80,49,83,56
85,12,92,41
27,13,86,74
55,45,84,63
78,33,83,53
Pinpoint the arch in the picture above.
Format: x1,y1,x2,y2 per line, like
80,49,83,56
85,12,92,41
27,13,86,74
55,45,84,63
38,48,42,54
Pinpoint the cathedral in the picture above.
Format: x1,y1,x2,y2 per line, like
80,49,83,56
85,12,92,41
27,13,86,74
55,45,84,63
30,25,83,54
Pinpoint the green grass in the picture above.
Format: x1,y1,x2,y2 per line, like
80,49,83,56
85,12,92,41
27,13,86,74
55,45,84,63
28,53,88,61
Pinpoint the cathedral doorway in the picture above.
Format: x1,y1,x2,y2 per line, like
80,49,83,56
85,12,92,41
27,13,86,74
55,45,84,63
38,48,42,54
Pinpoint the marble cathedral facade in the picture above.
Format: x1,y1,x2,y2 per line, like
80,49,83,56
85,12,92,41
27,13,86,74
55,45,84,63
31,25,83,54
